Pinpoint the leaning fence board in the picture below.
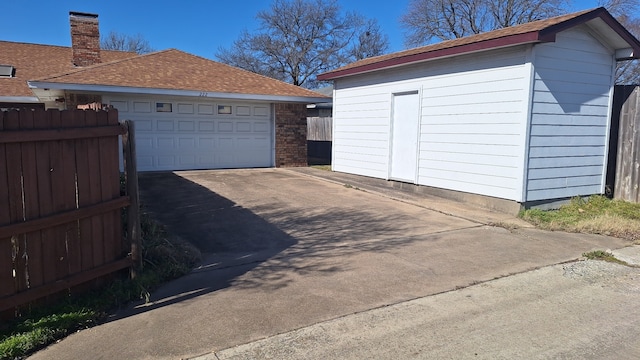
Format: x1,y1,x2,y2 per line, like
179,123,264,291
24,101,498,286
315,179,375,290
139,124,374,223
75,110,97,271
107,110,123,257
97,111,117,261
34,109,57,284
5,110,27,294
0,111,13,298
86,111,106,267
0,108,135,317
20,109,46,289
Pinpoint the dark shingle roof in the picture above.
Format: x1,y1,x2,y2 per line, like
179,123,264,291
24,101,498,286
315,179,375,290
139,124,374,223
32,49,327,99
0,41,135,97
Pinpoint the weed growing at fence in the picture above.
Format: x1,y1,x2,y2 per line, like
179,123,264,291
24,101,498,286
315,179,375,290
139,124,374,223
0,212,201,360
519,195,640,242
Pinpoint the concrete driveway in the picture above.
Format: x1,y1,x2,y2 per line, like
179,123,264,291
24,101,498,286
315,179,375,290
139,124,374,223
29,168,633,360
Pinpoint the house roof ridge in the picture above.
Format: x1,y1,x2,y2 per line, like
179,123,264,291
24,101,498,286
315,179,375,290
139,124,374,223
32,48,327,98
0,39,135,56
0,40,72,49
166,49,328,97
31,49,173,81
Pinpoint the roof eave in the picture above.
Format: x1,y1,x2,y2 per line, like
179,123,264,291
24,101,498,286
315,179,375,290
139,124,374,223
0,96,41,103
539,7,640,59
317,32,543,81
319,7,640,81
27,81,330,103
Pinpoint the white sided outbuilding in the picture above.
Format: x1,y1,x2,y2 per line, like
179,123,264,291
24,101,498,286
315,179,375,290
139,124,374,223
318,8,640,208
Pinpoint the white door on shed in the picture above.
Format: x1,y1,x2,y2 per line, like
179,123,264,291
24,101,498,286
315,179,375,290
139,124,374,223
108,98,273,171
390,92,420,182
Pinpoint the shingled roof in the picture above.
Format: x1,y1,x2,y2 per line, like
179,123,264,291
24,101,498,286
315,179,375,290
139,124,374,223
29,49,328,101
0,40,135,98
318,7,640,80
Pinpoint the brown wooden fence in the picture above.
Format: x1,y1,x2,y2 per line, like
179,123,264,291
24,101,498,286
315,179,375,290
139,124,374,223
0,108,134,316
610,86,640,203
307,116,332,141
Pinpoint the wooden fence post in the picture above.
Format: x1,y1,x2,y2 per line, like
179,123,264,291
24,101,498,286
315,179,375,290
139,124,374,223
122,120,142,276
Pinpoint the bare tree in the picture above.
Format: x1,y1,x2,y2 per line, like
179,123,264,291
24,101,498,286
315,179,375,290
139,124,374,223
599,0,640,84
401,0,568,47
600,0,639,16
350,19,390,61
101,31,154,54
216,0,388,88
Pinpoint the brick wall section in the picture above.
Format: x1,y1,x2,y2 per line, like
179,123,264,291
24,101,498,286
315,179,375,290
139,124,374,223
275,103,308,167
69,12,101,67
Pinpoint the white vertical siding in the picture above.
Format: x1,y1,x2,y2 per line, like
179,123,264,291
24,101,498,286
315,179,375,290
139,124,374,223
333,47,530,200
526,27,614,201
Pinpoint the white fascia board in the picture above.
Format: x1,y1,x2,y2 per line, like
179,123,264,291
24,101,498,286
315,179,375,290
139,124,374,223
0,96,40,102
27,81,329,104
615,47,635,60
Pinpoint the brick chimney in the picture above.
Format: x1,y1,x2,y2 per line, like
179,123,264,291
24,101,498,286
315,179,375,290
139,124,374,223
69,11,101,67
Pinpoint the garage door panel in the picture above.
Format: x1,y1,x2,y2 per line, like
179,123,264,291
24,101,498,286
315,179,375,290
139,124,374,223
115,99,273,171
178,121,195,131
198,155,216,166
158,156,176,167
254,106,269,117
178,103,194,114
137,137,154,150
198,104,214,114
199,137,215,149
138,156,154,168
137,120,153,131
219,121,233,132
237,122,252,132
178,138,195,149
199,121,215,131
157,120,174,131
179,155,196,166
133,101,152,113
251,137,270,149
157,137,175,149
254,121,269,132
237,106,251,116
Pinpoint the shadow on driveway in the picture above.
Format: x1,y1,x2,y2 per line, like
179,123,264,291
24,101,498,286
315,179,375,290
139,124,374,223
119,171,453,316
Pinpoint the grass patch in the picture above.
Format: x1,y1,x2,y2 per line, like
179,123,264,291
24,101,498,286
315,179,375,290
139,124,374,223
0,211,201,360
343,183,364,191
519,195,640,242
310,165,331,171
582,250,633,266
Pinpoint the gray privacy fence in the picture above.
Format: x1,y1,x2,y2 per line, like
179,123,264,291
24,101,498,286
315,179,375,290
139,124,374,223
307,116,332,141
610,85,640,203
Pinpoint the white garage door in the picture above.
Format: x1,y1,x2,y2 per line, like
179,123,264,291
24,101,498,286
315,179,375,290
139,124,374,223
107,97,273,171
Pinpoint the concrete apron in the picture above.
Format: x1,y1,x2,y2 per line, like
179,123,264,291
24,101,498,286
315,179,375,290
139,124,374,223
28,169,631,360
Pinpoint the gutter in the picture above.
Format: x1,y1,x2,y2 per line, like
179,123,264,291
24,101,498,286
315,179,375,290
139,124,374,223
27,81,330,104
0,96,41,103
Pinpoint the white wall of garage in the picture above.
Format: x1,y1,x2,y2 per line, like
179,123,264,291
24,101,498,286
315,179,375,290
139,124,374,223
105,95,274,171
